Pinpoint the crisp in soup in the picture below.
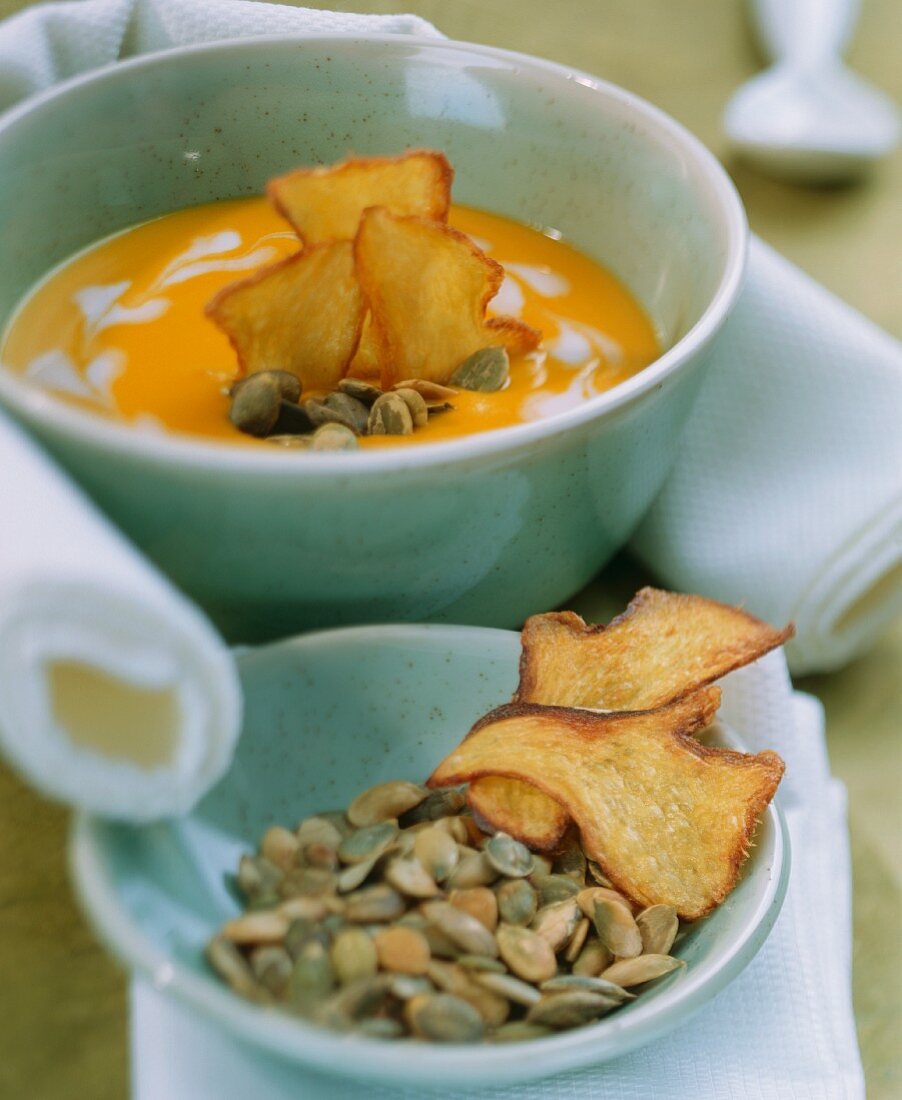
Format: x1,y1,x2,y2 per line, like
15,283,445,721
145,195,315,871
1,199,659,446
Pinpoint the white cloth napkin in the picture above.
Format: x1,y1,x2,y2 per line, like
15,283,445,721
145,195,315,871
0,0,899,677
130,653,865,1099
0,408,242,819
632,236,902,674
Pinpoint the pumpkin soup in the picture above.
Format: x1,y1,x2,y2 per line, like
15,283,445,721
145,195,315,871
1,200,658,447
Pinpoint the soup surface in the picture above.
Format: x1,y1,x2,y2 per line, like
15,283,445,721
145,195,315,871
1,199,659,447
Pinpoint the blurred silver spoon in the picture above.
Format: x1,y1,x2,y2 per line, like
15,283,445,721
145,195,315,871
724,0,899,182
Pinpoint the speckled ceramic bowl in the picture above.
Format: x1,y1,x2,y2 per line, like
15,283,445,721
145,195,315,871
0,37,746,641
70,624,788,1089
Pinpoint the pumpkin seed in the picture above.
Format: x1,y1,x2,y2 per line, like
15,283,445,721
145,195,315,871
220,910,290,945
267,433,311,448
357,1016,404,1039
231,370,301,403
496,879,538,926
426,401,454,415
288,941,334,1014
553,839,587,882
413,825,459,883
602,954,686,987
495,924,556,984
389,974,434,1000
587,861,613,887
540,974,633,1003
277,897,329,923
636,905,679,956
406,993,484,1043
392,387,429,427
278,866,336,899
531,898,580,952
485,832,534,878
374,926,431,974
529,854,554,879
302,841,339,871
592,899,643,958
284,916,324,958
399,788,466,825
444,850,498,890
338,821,399,865
250,945,293,996
229,373,282,436
323,391,370,434
422,901,499,957
491,1021,553,1043
368,392,413,435
456,954,507,974
347,780,428,828
462,981,510,1026
345,884,405,923
535,874,581,907
338,377,383,405
336,854,378,893
206,937,262,999
449,346,509,392
564,917,590,963
330,928,378,985
576,886,634,919
326,973,393,1018
296,816,344,851
450,887,498,932
473,971,542,1007
526,990,618,1029
310,422,358,451
392,378,457,402
385,856,440,899
572,938,613,977
272,399,315,436
237,854,282,902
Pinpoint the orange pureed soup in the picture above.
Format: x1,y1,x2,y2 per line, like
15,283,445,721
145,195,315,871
1,199,659,447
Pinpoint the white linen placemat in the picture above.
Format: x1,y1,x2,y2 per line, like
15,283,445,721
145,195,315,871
130,655,864,1099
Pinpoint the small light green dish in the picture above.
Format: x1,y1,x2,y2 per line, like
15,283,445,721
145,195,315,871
70,625,788,1089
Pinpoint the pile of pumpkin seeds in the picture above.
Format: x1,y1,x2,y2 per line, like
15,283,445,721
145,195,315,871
206,778,687,1043
227,346,510,448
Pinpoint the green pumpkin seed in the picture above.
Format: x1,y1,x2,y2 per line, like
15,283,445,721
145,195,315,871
564,917,590,963
347,780,428,828
636,905,679,956
531,898,580,952
323,391,370,434
526,990,618,1029
456,954,507,974
310,422,358,451
540,974,633,1003
399,788,466,825
345,884,405,923
368,392,413,435
236,853,282,902
491,1021,553,1043
296,816,344,851
485,832,534,878
356,1016,404,1039
422,901,499,957
288,941,334,1014
391,378,456,402
472,970,542,1007
329,927,378,984
392,387,429,427
406,993,484,1043
495,924,556,983
325,973,393,1018
444,850,497,890
449,346,509,392
338,378,383,405
229,374,283,436
272,399,315,436
338,821,399,865
231,370,301,402
413,825,459,883
592,899,643,958
220,910,290,945
250,945,293,997
535,874,581,907
385,856,440,899
572,938,612,978
496,878,538,926
601,954,685,987
336,854,378,893
206,937,263,999
278,866,336,899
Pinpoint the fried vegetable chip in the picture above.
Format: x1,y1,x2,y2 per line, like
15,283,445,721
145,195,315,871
267,150,453,245
206,240,365,390
354,206,541,387
469,589,792,848
516,589,794,710
429,690,784,919
467,775,568,852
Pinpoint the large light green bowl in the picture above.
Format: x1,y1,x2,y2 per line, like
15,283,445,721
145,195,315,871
71,624,788,1090
0,37,746,642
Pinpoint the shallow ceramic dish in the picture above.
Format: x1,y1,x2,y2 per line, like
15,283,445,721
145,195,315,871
71,624,788,1089
0,36,746,643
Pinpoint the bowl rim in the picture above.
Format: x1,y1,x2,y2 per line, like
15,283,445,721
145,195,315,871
70,622,789,1088
0,33,747,477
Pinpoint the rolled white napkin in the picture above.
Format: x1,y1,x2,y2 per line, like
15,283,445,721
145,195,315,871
0,408,241,819
129,653,864,1099
631,237,902,674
